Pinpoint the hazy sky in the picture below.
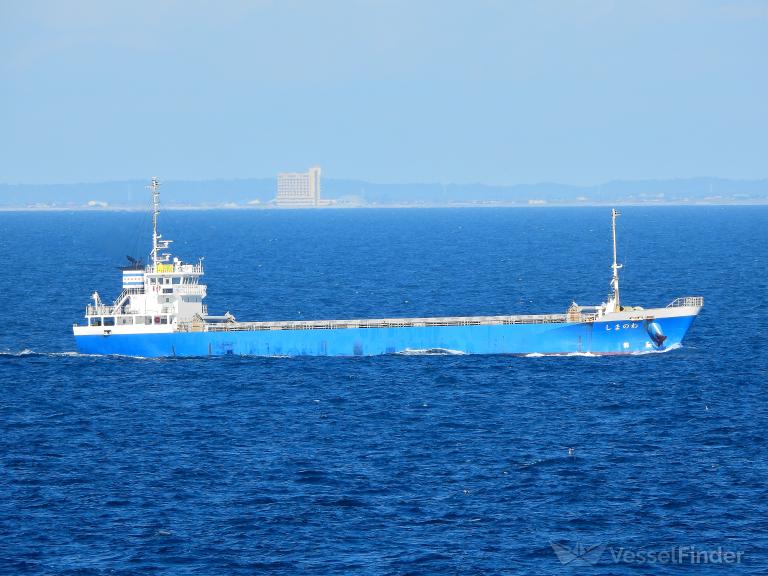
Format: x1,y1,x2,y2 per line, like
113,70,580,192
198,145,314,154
1,0,766,185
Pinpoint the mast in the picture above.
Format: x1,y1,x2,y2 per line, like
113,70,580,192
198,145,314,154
150,177,160,270
611,208,622,311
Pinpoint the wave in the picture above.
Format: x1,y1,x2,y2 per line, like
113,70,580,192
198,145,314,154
522,346,683,357
396,348,467,356
0,349,153,359
0,349,81,357
630,342,682,356
523,351,597,358
0,348,36,357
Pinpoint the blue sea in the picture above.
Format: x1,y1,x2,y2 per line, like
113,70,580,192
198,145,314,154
1,206,767,574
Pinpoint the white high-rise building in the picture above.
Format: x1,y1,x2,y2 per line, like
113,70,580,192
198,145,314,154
276,166,324,207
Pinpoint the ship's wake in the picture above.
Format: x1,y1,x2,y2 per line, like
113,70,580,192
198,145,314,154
0,349,157,360
522,343,683,358
0,349,82,358
1,343,684,359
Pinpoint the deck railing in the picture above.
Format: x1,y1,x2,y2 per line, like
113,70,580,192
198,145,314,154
146,262,204,275
86,304,129,316
666,296,704,308
176,312,599,333
174,285,206,296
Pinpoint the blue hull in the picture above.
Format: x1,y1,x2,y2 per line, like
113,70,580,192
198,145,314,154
75,314,698,357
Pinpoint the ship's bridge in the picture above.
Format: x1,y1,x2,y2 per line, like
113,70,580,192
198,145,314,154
144,259,205,292
141,258,207,321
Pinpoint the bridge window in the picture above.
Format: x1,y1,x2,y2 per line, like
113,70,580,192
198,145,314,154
103,317,115,326
172,277,181,284
160,316,169,325
90,317,102,326
117,316,133,325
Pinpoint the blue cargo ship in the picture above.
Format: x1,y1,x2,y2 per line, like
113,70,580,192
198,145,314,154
73,179,702,357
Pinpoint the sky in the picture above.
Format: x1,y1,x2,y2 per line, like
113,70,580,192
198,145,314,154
1,0,766,186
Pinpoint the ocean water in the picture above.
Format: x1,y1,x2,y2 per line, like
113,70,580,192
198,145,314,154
1,206,767,574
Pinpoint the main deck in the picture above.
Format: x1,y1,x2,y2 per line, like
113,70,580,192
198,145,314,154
177,312,596,333
175,297,703,334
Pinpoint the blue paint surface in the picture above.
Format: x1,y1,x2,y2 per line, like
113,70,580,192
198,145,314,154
1,207,767,574
74,314,698,357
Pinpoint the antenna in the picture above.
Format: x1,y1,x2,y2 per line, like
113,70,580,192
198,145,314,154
611,208,623,311
150,177,160,269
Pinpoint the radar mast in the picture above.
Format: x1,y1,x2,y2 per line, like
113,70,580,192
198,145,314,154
610,208,623,311
150,177,160,269
149,177,172,270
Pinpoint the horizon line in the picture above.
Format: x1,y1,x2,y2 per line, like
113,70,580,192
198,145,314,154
4,200,768,213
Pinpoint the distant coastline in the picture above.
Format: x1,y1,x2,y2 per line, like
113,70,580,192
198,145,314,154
1,176,766,210
3,201,768,213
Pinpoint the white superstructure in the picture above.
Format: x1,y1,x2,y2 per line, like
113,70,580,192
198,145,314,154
73,178,207,337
